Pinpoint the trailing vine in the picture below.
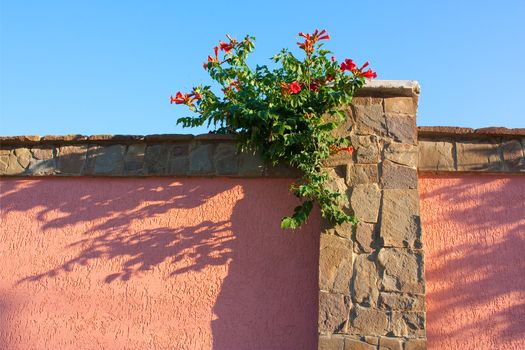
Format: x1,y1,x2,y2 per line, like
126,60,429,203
172,29,377,229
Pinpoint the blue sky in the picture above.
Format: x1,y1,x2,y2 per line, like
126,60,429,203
1,0,524,136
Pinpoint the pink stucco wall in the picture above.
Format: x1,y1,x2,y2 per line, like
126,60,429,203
0,178,320,350
419,174,525,350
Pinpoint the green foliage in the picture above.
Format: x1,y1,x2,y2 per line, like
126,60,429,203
172,30,376,229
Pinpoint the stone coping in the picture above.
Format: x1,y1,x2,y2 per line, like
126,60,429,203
418,126,525,139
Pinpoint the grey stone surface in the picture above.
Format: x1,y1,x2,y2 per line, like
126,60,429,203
418,141,455,171
90,145,124,175
456,141,501,171
386,114,417,145
380,189,421,248
378,248,424,294
57,145,87,175
501,139,524,171
188,144,214,175
350,184,381,223
214,143,238,175
351,135,380,164
319,291,350,333
145,144,171,175
28,147,56,175
380,160,418,189
352,98,388,138
319,233,353,293
352,255,379,306
238,149,264,176
383,142,418,168
124,144,146,174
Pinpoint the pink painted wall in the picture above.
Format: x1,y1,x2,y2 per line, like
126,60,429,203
419,174,525,350
0,178,319,350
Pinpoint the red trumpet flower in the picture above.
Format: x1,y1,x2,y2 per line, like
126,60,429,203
297,29,330,55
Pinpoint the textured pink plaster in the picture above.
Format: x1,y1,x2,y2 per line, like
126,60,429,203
419,175,525,350
0,178,319,350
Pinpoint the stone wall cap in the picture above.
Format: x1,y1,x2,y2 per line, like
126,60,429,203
418,126,525,138
356,80,420,97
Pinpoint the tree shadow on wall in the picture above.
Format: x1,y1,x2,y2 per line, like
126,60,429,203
0,176,319,349
420,175,525,345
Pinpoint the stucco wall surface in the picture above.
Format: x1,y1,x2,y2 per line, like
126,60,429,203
419,174,525,350
0,178,319,350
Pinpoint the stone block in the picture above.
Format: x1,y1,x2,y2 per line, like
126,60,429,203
92,145,125,175
350,306,389,336
145,144,172,175
378,336,403,350
383,142,418,168
238,149,264,176
319,233,353,293
1,149,27,175
390,312,425,337
380,189,421,248
417,141,455,171
384,97,417,115
318,335,344,350
352,254,379,306
380,160,417,189
352,98,388,137
189,143,214,175
350,184,381,223
319,291,350,333
167,144,189,175
405,339,426,350
29,147,56,175
378,292,425,312
124,144,146,174
456,141,501,171
346,164,378,186
354,222,377,253
386,114,417,145
501,139,524,171
378,248,424,294
344,337,376,350
351,135,379,164
214,143,238,175
57,145,87,175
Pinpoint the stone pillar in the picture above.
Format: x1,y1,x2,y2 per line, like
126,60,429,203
318,81,426,350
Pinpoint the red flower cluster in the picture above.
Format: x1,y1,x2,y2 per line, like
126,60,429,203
297,29,330,54
170,91,202,106
281,81,302,95
329,145,354,155
203,34,245,70
219,34,237,53
340,58,377,79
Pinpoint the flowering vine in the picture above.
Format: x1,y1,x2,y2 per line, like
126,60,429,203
172,29,377,229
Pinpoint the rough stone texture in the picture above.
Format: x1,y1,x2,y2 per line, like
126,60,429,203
378,292,425,312
377,248,424,294
350,184,381,223
351,135,380,164
390,312,425,338
352,255,379,306
319,234,353,293
28,147,56,175
456,141,501,171
214,143,238,175
417,140,455,171
378,337,403,350
352,98,387,138
318,335,345,350
354,222,377,253
384,97,417,115
124,144,146,175
343,337,376,350
346,164,378,186
380,160,417,189
380,189,421,248
319,291,350,333
57,145,87,175
386,114,417,145
350,306,389,336
238,149,264,176
189,144,214,175
383,142,418,167
501,139,524,171
404,339,426,350
87,144,125,175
